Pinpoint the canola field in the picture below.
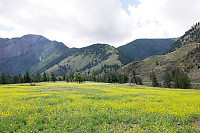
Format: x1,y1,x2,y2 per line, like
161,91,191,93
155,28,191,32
0,82,199,132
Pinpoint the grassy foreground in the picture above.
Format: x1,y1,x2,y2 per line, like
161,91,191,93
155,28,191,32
0,82,199,132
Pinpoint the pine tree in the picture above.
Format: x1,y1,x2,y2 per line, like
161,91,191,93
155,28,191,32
173,69,191,89
65,74,70,83
122,74,128,83
18,74,23,83
50,72,56,83
12,75,19,84
118,74,123,84
0,72,6,84
47,74,50,81
6,74,12,84
42,72,47,82
69,73,74,82
133,75,137,84
23,71,31,83
132,75,143,85
150,72,159,87
136,76,143,85
163,71,172,88
57,76,62,81
74,72,83,84
62,74,66,81
35,72,41,82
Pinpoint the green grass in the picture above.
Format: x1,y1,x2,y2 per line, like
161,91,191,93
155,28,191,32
0,82,199,132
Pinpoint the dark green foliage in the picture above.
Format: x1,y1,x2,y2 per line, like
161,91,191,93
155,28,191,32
118,39,175,61
74,72,84,84
132,76,143,85
167,40,182,53
172,69,191,89
100,72,128,84
23,71,31,83
163,71,172,88
12,75,19,84
34,72,41,82
65,74,70,82
50,72,56,83
118,52,132,65
150,72,159,87
6,74,12,84
57,76,62,81
62,75,66,81
18,74,23,83
0,72,6,84
64,73,74,82
47,75,50,81
42,72,47,82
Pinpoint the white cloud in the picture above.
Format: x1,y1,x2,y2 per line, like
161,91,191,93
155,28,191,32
0,0,132,47
128,0,200,40
0,0,199,48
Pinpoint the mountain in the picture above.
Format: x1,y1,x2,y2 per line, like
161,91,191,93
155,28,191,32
117,39,175,61
118,22,200,84
45,44,124,75
0,34,176,76
0,34,71,75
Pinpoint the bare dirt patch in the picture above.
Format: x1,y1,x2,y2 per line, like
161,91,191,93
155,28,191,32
190,119,200,127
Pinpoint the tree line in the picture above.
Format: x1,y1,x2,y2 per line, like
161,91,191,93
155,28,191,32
150,68,191,89
0,71,57,84
0,69,142,85
0,68,191,89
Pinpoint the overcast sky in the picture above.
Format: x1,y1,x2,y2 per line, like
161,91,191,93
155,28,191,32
0,0,199,48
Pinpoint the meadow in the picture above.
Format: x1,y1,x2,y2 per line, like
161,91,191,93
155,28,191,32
0,82,199,132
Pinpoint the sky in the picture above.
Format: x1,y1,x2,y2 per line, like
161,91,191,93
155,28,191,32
0,0,199,48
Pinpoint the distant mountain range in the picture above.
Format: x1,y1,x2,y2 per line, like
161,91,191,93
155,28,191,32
0,34,175,76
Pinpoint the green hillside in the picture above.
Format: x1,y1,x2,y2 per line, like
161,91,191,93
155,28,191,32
167,23,200,53
119,22,200,84
46,44,123,75
118,39,175,61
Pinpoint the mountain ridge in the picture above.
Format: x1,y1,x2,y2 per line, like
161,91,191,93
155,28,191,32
0,34,72,75
0,34,177,76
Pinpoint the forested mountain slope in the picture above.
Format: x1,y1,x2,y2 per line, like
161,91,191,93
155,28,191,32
46,44,124,75
118,39,175,61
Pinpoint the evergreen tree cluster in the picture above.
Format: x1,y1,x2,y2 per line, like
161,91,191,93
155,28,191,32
162,69,191,89
171,69,191,89
0,71,57,84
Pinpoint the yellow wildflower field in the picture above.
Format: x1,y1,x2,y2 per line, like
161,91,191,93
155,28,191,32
0,82,199,132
